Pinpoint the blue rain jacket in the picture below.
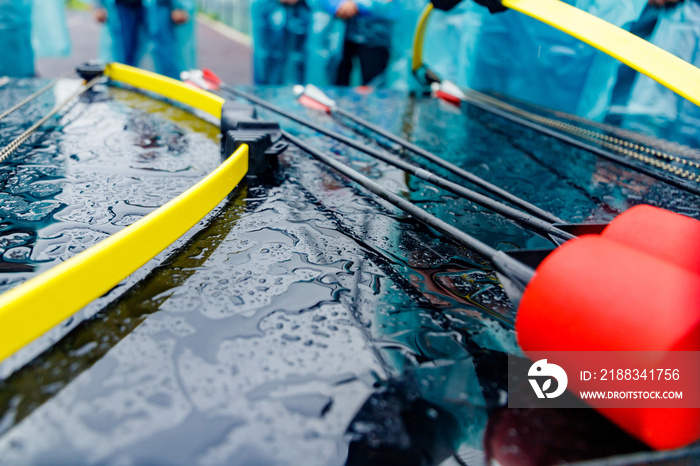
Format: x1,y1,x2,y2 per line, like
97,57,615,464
383,0,424,90
607,1,700,146
32,0,72,59
96,0,196,79
322,0,397,47
389,0,648,121
0,0,71,77
305,0,346,86
304,0,397,86
0,0,35,77
469,0,647,120
251,0,311,85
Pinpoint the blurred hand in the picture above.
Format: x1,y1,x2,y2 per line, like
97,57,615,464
335,0,359,19
171,9,190,24
280,0,300,4
94,8,108,23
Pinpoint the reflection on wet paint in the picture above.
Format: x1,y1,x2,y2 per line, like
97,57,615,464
0,84,697,464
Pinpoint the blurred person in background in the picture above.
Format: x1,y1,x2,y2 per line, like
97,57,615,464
93,0,196,79
424,0,648,120
419,0,700,147
324,0,398,86
0,0,71,77
605,0,700,146
0,0,35,77
251,0,311,85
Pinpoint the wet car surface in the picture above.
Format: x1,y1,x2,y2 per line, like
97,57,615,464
0,79,698,465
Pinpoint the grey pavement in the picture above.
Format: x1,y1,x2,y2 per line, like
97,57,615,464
37,8,252,85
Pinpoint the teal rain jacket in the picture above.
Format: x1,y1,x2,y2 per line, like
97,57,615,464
0,0,34,77
33,0,72,59
0,0,71,77
322,0,397,48
251,0,311,85
305,0,346,86
389,0,648,121
96,0,196,79
607,1,700,146
305,0,398,86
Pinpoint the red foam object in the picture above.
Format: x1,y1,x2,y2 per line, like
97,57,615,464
516,234,700,449
602,204,700,274
435,89,462,105
201,69,222,90
298,94,331,113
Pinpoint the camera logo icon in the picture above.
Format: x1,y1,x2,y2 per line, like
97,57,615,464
528,359,568,399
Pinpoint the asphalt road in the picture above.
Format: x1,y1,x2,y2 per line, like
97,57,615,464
36,8,252,85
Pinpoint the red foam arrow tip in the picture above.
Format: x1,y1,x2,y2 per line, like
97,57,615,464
201,69,222,90
435,89,462,106
516,205,700,450
298,94,331,113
